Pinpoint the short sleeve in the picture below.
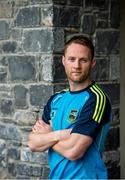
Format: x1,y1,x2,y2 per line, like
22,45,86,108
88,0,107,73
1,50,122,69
71,88,111,139
42,94,56,124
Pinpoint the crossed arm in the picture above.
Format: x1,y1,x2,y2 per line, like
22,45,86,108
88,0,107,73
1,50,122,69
28,119,93,161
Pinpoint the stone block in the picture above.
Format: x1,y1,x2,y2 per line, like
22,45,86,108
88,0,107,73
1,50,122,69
53,28,64,52
82,14,96,34
0,66,7,82
8,56,36,82
40,54,66,82
7,147,20,160
95,30,120,55
100,83,120,105
84,0,109,11
54,83,68,93
8,162,16,177
96,20,108,29
53,0,66,5
11,29,22,41
42,166,50,179
67,0,83,6
0,21,9,40
0,139,6,168
108,165,120,179
41,5,53,26
40,55,53,82
0,124,21,141
110,0,120,28
0,2,12,18
14,6,40,27
84,0,93,11
53,6,81,27
14,85,28,109
21,148,48,164
16,162,43,176
0,56,8,66
30,85,53,107
0,99,14,115
0,84,12,99
111,107,119,125
110,55,120,80
14,110,36,126
30,0,52,4
1,41,17,53
23,29,53,52
105,127,119,151
92,58,109,81
103,150,120,167
53,55,67,82
11,0,29,6
93,0,109,10
96,12,108,28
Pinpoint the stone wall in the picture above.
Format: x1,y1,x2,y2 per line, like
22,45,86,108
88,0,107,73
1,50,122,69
0,0,120,179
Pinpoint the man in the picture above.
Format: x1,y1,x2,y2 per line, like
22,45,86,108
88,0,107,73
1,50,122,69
28,35,112,179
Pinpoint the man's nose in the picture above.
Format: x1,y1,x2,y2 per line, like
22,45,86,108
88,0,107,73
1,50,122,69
74,60,81,68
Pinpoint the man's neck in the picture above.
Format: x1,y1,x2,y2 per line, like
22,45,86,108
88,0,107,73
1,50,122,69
69,80,92,92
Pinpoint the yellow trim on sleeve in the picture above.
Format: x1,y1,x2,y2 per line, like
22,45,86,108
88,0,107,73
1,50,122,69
90,84,106,123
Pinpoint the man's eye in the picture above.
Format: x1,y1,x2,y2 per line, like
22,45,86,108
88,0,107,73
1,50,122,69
80,59,88,63
68,58,75,62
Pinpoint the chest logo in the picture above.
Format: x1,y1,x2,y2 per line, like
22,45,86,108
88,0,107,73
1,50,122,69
68,109,78,123
51,109,57,119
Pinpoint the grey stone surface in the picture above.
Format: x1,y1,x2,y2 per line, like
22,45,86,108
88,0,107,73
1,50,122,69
0,66,7,82
30,85,53,107
53,28,64,52
7,147,20,160
105,127,120,151
14,85,28,108
1,41,17,53
110,0,120,28
0,0,120,179
53,6,81,27
53,55,67,82
14,110,36,126
110,55,120,80
0,21,9,40
95,30,120,55
92,58,109,81
16,162,43,176
100,83,120,105
21,148,48,164
40,54,53,82
0,124,21,141
82,14,96,34
23,29,53,52
41,5,53,26
14,6,40,27
8,56,36,82
0,99,14,115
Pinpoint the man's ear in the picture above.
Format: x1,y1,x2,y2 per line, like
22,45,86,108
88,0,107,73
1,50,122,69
62,56,65,66
92,59,96,68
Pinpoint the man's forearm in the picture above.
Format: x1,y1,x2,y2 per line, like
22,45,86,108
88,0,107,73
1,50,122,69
28,131,59,152
28,129,71,152
52,133,93,161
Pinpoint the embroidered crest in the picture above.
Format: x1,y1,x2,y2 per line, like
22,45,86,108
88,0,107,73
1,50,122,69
51,109,57,119
68,109,78,123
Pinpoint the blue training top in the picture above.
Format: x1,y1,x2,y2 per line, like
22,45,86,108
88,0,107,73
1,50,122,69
42,82,112,179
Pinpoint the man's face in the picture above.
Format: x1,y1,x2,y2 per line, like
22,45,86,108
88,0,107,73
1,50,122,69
62,43,96,84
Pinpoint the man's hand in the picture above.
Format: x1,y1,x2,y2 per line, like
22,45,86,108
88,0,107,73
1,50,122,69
32,119,52,134
54,129,72,141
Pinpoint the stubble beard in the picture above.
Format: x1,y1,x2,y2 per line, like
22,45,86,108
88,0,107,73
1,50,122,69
68,72,91,85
